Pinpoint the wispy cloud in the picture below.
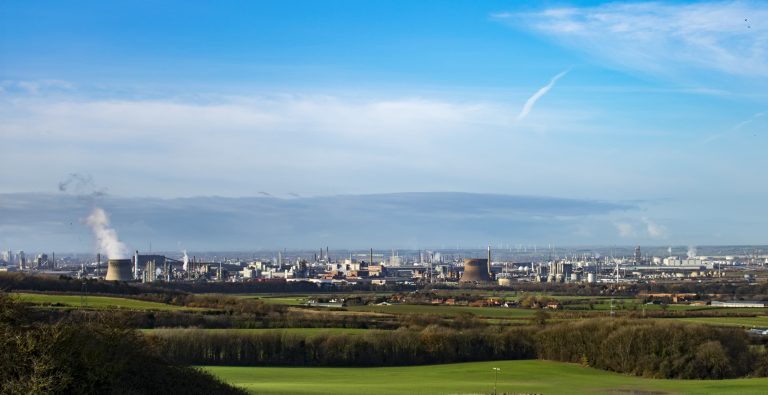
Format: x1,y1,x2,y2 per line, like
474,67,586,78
1,79,74,94
516,69,570,121
642,217,667,238
703,110,766,143
0,93,519,196
615,222,636,238
494,1,768,77
615,217,667,239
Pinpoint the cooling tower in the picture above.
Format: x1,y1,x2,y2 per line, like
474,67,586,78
105,259,133,281
459,258,492,283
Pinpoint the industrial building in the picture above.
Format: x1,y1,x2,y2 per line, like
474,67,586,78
459,247,493,283
105,259,133,281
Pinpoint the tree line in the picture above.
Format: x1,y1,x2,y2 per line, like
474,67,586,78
535,318,768,379
146,319,768,379
147,326,536,367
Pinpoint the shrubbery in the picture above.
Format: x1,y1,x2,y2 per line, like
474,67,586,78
0,293,245,395
535,318,756,379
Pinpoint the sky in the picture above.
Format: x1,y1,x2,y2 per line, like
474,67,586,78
2,1,768,250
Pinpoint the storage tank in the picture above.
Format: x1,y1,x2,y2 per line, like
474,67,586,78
459,258,492,283
587,273,596,283
105,259,133,281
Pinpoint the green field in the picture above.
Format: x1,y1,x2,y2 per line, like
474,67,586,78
205,360,768,395
143,327,376,336
13,292,194,311
346,304,537,318
256,296,309,305
672,316,768,327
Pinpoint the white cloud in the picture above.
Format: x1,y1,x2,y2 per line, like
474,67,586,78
494,1,768,77
642,217,667,238
2,79,74,94
0,94,528,197
516,69,569,121
0,95,503,144
615,222,636,238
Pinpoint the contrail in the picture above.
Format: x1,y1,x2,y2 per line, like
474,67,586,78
516,68,570,121
703,111,765,143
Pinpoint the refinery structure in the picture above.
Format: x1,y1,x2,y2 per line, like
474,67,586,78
3,205,766,286
3,245,768,287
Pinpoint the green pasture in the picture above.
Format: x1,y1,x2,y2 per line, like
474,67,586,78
562,301,718,312
671,316,768,327
256,296,309,305
226,294,310,304
205,359,768,395
346,304,537,318
143,327,376,336
13,292,193,311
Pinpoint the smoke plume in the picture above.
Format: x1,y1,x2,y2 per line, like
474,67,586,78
687,246,697,259
182,250,189,271
86,207,128,259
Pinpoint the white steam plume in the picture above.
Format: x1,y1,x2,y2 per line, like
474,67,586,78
516,68,570,121
86,208,128,259
687,246,697,259
642,217,666,238
182,250,189,271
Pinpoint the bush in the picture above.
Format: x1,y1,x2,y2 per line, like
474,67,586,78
0,292,246,395
534,318,755,379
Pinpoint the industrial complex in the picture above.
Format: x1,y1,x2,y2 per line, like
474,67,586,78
3,245,768,288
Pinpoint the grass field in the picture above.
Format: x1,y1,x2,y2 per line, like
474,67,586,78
143,327,376,336
13,292,194,311
256,296,309,305
672,316,768,327
346,304,537,318
205,360,768,395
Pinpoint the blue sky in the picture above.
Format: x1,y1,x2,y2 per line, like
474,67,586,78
2,1,768,248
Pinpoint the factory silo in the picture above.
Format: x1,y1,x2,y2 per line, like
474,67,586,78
105,259,133,281
459,258,493,283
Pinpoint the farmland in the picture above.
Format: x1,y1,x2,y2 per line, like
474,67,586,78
143,327,376,336
205,359,768,395
12,292,195,311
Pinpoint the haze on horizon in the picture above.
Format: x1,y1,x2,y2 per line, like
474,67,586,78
2,1,768,250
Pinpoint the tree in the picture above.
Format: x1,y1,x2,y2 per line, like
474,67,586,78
689,341,731,379
530,310,550,326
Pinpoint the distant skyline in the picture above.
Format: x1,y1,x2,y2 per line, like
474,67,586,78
2,1,767,246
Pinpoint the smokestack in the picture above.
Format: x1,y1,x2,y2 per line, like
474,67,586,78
97,253,101,276
488,245,492,277
134,250,139,280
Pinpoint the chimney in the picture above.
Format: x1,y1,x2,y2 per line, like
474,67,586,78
487,245,492,277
